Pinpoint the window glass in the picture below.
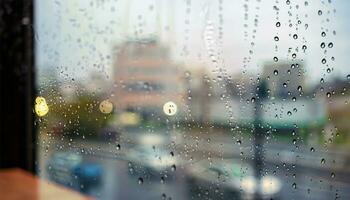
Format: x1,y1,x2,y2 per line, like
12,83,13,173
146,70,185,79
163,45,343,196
35,0,350,199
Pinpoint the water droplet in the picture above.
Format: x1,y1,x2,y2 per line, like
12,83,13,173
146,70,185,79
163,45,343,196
310,147,315,152
160,176,165,184
297,86,303,91
171,164,176,171
292,182,297,189
274,36,279,41
161,193,167,200
274,69,279,75
292,130,296,136
302,45,307,50
322,58,327,64
321,32,326,37
293,34,298,39
236,140,242,145
326,92,331,98
347,74,350,80
116,144,121,150
276,22,281,27
328,42,333,48
292,97,296,102
138,177,144,184
331,172,335,178
320,42,326,48
292,138,297,144
318,10,323,15
327,68,331,73
170,151,174,157
321,158,326,164
273,57,279,62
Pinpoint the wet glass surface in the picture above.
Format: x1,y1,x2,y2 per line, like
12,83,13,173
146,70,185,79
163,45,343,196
35,0,350,199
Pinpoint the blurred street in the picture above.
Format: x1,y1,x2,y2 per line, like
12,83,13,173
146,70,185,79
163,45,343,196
38,128,350,200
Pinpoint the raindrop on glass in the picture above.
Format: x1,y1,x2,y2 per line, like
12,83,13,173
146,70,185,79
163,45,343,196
162,193,167,200
171,164,177,171
138,177,144,184
297,86,303,91
331,172,335,178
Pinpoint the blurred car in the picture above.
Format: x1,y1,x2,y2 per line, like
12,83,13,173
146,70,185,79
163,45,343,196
125,146,178,181
46,152,103,193
185,158,282,200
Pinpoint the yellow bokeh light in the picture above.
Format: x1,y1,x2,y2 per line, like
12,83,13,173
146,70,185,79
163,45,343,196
35,96,49,117
163,101,177,116
99,100,113,114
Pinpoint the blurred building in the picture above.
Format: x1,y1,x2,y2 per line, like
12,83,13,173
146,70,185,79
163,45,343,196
261,60,326,129
113,38,186,119
262,60,305,98
313,78,350,144
184,68,212,124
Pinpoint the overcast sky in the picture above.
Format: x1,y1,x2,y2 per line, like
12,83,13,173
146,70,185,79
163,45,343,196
35,0,350,86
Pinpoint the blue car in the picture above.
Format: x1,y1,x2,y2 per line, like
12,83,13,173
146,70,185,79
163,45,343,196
46,152,103,193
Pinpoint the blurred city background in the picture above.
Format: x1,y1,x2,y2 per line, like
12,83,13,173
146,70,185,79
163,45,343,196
34,0,350,199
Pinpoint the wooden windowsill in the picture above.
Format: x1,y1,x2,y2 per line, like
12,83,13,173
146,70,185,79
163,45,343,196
0,168,93,200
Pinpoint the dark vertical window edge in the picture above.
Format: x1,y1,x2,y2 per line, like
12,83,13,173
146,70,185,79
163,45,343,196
0,0,35,173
